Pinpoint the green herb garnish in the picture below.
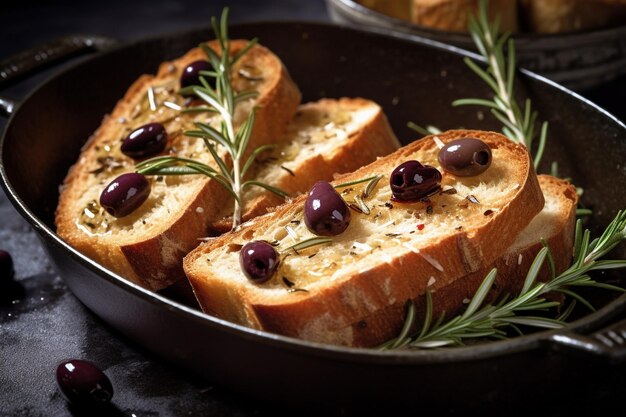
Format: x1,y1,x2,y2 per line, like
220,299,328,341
382,211,626,350
282,236,333,254
334,175,382,189
409,0,547,168
137,8,286,230
451,0,548,168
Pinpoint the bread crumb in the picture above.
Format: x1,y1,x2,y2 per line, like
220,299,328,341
196,207,204,214
427,276,436,287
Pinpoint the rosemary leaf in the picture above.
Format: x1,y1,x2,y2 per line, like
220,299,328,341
334,175,381,189
407,122,442,136
242,180,289,199
384,209,626,350
521,246,548,294
232,37,259,65
181,106,218,114
241,144,276,177
390,301,416,349
283,237,333,253
363,174,383,199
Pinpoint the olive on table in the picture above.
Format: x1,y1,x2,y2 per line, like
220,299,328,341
304,181,351,236
240,241,279,283
437,138,492,176
99,173,150,218
121,122,168,159
56,359,113,406
390,161,442,202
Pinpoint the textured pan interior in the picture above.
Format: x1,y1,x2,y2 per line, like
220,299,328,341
1,22,626,413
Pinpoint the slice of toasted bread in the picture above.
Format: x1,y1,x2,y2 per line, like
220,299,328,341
184,129,545,346
352,175,578,346
55,40,301,291
210,98,401,234
410,0,519,33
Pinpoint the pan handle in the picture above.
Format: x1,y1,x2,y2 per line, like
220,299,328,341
547,316,626,364
0,35,118,117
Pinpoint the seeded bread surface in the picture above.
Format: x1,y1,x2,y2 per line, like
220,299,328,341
184,129,545,346
55,40,301,290
344,175,578,346
210,97,401,233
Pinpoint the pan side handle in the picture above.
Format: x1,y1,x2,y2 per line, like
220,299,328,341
547,317,626,364
0,35,118,117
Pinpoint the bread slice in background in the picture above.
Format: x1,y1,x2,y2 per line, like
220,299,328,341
411,0,519,33
184,129,545,347
55,40,301,291
520,0,626,33
210,98,401,234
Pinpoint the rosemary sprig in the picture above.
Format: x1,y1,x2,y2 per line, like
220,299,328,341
334,175,382,189
136,8,286,230
451,0,548,168
382,211,626,350
282,237,333,254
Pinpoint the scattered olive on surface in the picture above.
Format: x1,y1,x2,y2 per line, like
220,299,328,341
180,60,213,90
390,161,442,202
437,138,492,177
0,249,14,282
56,359,113,406
121,122,168,159
99,173,150,218
304,181,351,236
240,241,279,283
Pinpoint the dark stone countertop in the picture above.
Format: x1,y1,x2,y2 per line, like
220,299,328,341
1,1,625,416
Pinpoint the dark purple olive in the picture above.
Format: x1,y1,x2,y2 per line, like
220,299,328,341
0,249,14,282
56,359,113,406
239,241,279,283
180,60,213,89
390,161,442,202
304,181,351,236
438,138,492,176
99,173,150,218
121,122,167,159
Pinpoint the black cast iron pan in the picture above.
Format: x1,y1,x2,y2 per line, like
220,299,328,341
1,22,626,415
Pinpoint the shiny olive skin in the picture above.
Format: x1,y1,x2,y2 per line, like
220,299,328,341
99,173,150,218
0,249,14,282
239,241,279,283
180,60,213,89
438,138,492,176
390,160,442,202
56,359,113,406
304,181,351,236
121,122,167,159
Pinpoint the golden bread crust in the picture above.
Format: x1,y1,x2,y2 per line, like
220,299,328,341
55,40,301,290
184,129,546,346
